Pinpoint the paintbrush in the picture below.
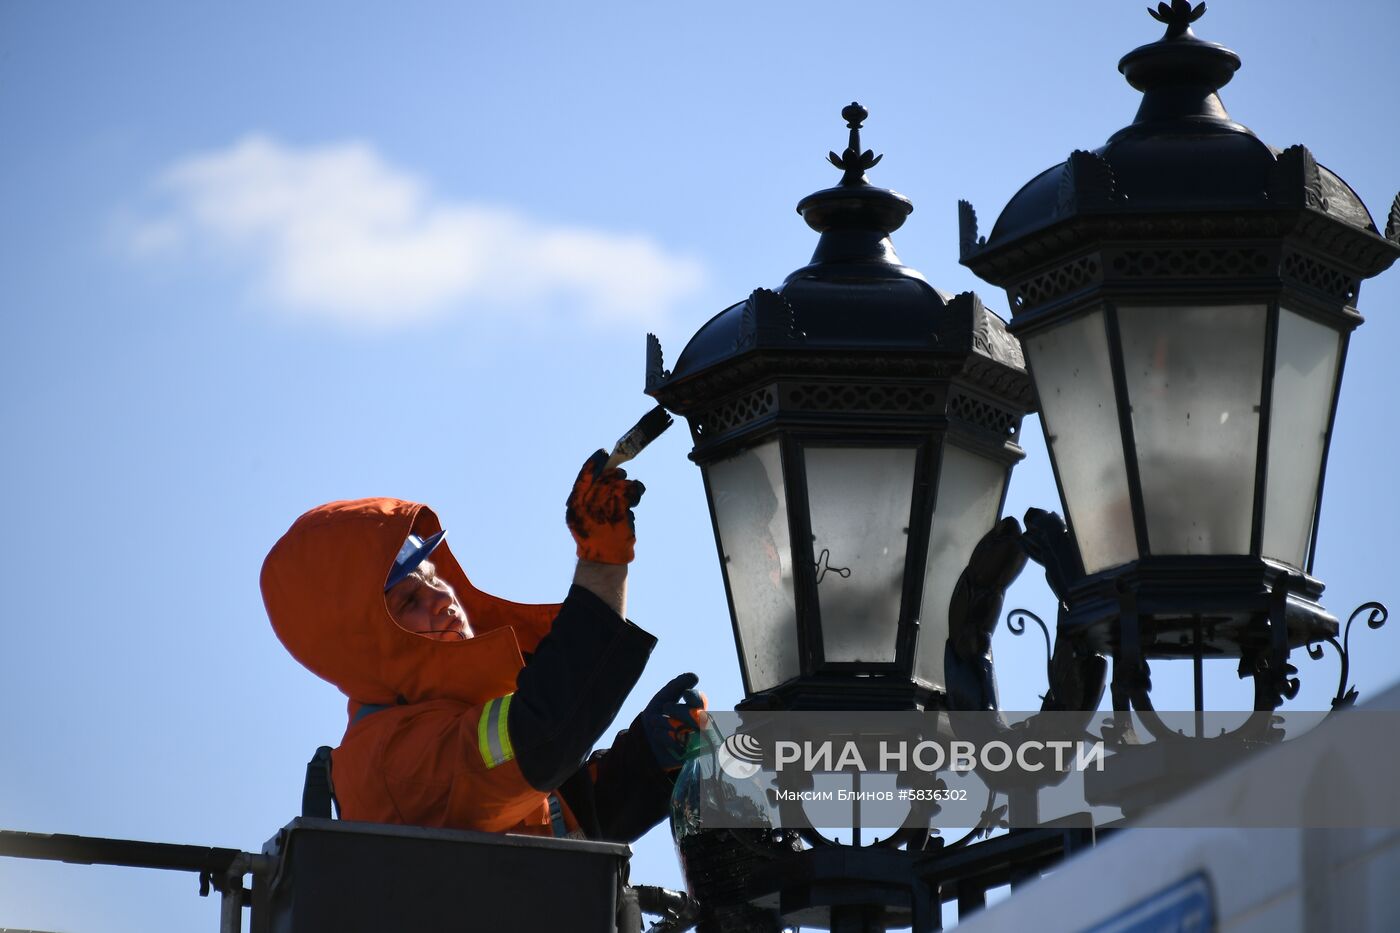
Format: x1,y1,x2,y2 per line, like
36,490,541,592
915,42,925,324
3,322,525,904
603,405,674,472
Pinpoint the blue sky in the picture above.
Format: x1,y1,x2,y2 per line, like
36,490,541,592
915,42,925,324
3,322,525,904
2,2,1398,929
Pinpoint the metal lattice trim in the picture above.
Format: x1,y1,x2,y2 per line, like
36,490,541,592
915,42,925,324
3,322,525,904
689,381,1027,444
1009,256,1100,311
1110,246,1272,279
691,386,778,439
969,213,1400,292
963,357,1035,409
1281,251,1359,303
658,351,1034,434
1002,244,1371,316
948,390,1020,438
784,383,940,413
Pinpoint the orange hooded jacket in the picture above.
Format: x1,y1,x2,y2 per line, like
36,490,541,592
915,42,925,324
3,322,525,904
262,498,663,837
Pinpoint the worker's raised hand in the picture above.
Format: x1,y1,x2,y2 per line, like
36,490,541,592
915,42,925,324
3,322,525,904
566,449,646,564
641,672,708,771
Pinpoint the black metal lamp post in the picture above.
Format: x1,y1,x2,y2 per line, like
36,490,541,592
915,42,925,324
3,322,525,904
959,0,1400,712
647,104,1033,713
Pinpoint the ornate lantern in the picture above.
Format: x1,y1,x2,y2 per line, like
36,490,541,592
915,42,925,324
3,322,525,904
647,104,1033,710
959,1,1400,708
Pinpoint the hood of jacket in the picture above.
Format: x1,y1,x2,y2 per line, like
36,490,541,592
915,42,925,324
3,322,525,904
262,498,560,708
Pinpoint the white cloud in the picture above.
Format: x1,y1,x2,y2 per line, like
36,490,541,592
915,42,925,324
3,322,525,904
129,135,705,330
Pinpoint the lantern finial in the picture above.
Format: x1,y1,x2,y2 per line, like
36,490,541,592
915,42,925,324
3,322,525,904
1147,0,1206,40
796,101,910,240
1115,0,1241,136
826,101,883,187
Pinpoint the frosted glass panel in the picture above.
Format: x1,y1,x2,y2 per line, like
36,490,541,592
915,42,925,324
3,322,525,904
804,447,916,663
1262,309,1341,568
1119,304,1266,555
1026,310,1137,574
914,445,1008,690
707,441,798,693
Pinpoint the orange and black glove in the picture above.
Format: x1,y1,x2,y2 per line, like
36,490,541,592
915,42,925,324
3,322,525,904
566,449,646,564
640,672,709,771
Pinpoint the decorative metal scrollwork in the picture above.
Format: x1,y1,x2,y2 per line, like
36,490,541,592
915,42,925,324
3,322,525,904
1007,608,1054,695
1306,600,1389,710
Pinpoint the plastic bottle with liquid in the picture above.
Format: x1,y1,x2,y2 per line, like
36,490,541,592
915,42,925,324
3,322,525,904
669,723,799,933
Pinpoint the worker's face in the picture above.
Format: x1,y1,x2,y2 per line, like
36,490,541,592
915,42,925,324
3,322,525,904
386,560,473,641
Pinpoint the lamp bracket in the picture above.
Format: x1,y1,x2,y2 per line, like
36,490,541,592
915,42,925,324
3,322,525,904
1305,601,1390,710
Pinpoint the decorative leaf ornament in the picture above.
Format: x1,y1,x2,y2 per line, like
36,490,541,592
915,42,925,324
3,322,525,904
645,333,670,391
826,102,883,187
1148,0,1206,38
958,200,984,259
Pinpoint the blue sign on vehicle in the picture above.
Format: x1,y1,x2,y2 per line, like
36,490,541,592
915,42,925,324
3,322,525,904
1081,872,1215,933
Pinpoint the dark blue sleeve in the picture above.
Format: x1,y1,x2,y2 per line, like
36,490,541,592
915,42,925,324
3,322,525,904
508,584,657,792
585,718,676,842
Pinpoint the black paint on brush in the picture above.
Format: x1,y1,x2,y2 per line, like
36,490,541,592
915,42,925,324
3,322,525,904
605,405,674,471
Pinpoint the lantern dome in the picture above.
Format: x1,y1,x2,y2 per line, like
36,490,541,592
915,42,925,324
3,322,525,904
963,0,1398,305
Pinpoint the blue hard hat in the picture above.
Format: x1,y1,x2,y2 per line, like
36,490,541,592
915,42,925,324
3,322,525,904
385,529,447,591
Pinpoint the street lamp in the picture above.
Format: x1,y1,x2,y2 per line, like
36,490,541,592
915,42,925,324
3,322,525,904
959,0,1400,711
647,10,1400,932
647,103,1034,712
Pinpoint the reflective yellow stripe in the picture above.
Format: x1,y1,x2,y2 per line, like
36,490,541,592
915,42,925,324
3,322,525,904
478,694,516,769
477,699,494,764
496,693,515,763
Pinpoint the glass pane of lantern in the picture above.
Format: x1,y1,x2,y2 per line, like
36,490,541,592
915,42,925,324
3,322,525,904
804,446,916,664
1262,308,1342,568
913,444,1008,690
706,440,799,693
1118,304,1267,555
1025,309,1137,574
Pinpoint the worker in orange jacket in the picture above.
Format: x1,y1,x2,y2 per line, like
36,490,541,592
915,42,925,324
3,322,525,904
262,451,705,841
